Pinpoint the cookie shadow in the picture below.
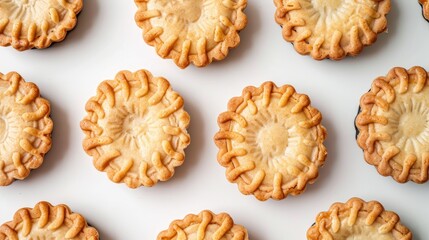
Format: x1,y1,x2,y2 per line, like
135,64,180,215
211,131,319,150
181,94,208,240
25,99,70,182
47,0,100,50
209,1,261,67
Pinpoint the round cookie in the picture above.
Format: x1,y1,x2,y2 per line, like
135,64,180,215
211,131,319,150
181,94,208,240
356,66,429,183
0,72,53,186
273,0,390,60
420,0,429,21
214,82,327,201
134,0,247,68
307,197,412,240
0,201,99,240
0,0,83,51
81,69,190,188
157,210,248,240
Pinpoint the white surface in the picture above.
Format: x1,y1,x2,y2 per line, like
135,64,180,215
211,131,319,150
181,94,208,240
0,1,428,239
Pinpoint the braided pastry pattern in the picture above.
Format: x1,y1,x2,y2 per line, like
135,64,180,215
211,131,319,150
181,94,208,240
274,0,390,60
81,69,190,188
0,72,53,186
307,197,412,240
0,201,99,240
157,210,248,240
420,0,429,21
356,66,429,183
0,0,83,51
214,82,327,201
134,0,247,68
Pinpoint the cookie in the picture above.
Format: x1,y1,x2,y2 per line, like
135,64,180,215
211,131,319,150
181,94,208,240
0,72,53,186
274,0,390,60
81,69,190,188
157,210,248,240
307,197,412,240
134,0,247,69
356,66,429,183
420,0,429,21
214,82,327,201
0,0,83,51
0,201,99,240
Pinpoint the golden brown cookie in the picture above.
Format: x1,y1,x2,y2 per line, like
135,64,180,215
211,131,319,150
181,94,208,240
307,197,412,240
274,0,390,60
420,0,429,21
356,66,429,183
0,72,53,186
0,201,99,240
0,0,83,51
214,82,327,201
157,210,248,240
81,69,190,188
134,0,247,69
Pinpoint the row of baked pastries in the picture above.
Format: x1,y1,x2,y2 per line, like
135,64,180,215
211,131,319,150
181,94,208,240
0,198,412,239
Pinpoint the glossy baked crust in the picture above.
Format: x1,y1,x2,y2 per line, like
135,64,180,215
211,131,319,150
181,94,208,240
420,0,429,21
0,201,99,240
157,210,248,240
307,197,412,240
214,82,327,201
356,66,429,183
0,0,83,51
134,0,247,69
81,69,190,188
274,0,390,60
0,72,53,186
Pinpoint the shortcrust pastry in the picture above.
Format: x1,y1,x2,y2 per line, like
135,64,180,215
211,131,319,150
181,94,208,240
214,82,327,201
134,0,247,68
81,69,190,188
0,0,83,51
0,201,99,240
307,197,412,240
0,72,53,186
420,0,429,21
356,66,429,183
157,210,248,240
274,0,390,60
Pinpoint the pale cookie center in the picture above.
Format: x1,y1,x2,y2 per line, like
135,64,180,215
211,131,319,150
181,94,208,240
312,0,342,9
0,117,6,142
166,0,203,23
399,113,427,138
257,123,288,157
123,115,146,138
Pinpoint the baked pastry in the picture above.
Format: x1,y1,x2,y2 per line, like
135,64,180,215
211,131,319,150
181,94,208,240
420,0,429,21
0,72,53,186
214,82,327,201
134,0,247,69
81,69,190,188
157,210,248,240
274,0,390,60
0,201,99,239
307,197,412,239
356,66,429,183
0,0,83,51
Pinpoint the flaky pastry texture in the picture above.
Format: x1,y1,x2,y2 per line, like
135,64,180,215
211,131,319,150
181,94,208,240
157,210,248,240
274,0,390,60
0,0,83,51
81,69,190,188
356,66,429,183
214,82,327,201
0,201,99,240
0,72,53,186
307,197,412,240
134,0,247,68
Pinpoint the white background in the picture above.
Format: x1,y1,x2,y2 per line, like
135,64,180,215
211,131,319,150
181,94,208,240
0,0,428,239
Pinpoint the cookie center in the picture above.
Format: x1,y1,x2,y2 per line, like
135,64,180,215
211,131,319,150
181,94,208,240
312,0,342,9
257,123,288,157
123,115,146,138
399,113,427,137
0,118,6,142
167,0,203,23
